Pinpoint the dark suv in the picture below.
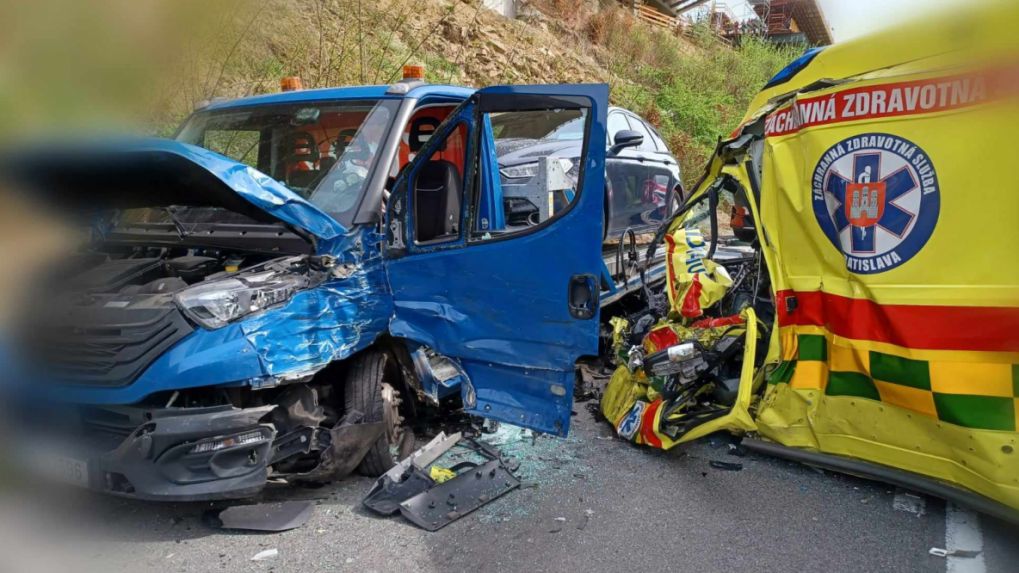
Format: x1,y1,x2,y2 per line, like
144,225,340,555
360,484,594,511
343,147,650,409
494,105,682,240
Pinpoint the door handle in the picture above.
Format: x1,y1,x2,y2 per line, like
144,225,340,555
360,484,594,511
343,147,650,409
568,274,599,320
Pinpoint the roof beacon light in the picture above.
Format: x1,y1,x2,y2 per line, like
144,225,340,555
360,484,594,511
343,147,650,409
403,65,425,80
281,77,303,92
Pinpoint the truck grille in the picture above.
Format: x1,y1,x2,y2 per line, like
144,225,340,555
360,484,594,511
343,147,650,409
31,308,194,388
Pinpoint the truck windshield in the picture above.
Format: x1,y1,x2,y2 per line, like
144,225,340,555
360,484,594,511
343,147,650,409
175,98,400,225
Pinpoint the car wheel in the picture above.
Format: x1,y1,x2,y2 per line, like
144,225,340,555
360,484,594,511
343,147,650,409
670,193,682,217
343,349,415,476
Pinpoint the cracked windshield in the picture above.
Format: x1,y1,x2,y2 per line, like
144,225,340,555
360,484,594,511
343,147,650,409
176,99,398,220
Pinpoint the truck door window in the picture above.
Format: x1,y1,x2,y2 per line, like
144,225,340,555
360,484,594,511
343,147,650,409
395,105,459,175
412,123,468,244
479,108,587,237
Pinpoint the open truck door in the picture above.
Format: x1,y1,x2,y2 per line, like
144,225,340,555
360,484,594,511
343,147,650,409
384,84,609,437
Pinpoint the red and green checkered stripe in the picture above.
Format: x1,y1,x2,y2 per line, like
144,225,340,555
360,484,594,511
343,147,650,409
770,333,1019,432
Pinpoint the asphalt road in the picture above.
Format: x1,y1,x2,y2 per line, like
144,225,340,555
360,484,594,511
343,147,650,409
1,404,1016,573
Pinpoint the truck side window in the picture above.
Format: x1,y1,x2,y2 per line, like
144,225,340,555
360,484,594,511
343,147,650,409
412,123,468,244
480,108,587,237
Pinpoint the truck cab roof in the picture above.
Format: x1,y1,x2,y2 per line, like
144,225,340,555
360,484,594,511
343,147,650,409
202,83,477,112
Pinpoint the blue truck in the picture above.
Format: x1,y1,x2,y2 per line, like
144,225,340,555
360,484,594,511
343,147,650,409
5,74,673,500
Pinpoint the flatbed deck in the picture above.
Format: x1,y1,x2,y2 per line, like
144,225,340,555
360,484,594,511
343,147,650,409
598,237,757,307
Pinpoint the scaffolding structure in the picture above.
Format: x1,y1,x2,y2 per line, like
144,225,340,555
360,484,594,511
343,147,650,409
741,0,834,45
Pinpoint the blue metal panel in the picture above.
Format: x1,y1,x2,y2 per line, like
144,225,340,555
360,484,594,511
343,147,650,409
203,84,476,111
58,139,348,252
476,115,506,231
32,226,393,405
204,86,394,111
387,84,610,437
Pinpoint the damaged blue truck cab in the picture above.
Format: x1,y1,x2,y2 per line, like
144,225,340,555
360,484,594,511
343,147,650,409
10,80,609,500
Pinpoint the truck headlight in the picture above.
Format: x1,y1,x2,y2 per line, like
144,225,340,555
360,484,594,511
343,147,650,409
174,270,305,330
499,162,539,179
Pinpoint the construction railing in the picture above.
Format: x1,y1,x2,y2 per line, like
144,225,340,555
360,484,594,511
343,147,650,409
619,1,690,32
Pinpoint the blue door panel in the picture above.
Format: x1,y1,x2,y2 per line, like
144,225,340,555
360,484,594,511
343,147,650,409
387,84,609,436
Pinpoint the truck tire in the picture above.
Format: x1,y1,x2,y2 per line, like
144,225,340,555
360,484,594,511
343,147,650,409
343,349,413,476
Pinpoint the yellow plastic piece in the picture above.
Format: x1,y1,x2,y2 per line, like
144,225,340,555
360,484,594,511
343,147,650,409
429,466,457,484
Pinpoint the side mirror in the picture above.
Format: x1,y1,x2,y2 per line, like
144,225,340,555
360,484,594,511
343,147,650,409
610,130,643,155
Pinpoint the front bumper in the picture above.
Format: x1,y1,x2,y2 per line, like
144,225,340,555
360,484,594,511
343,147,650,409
18,404,277,502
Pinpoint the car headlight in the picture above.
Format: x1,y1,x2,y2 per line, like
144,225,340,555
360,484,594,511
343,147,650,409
499,162,539,179
174,269,306,330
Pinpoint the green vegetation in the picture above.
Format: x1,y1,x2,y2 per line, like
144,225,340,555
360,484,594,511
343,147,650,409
586,8,801,186
4,0,801,188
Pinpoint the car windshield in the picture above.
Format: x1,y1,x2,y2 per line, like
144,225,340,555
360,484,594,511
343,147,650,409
173,98,400,225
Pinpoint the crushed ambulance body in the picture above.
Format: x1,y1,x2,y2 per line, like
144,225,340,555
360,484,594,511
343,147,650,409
604,0,1019,520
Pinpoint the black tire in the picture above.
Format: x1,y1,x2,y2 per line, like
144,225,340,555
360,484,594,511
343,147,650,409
343,349,411,476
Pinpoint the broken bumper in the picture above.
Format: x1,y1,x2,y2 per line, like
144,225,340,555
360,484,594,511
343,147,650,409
16,405,277,502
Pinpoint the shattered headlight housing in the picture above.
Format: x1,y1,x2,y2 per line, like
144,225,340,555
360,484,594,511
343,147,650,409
175,269,306,330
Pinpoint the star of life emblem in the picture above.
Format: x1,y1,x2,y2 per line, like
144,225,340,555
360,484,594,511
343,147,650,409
811,133,940,274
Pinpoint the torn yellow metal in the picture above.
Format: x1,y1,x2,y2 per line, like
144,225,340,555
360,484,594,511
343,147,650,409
601,309,760,448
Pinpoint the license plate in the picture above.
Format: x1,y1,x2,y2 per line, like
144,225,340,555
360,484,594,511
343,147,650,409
31,452,90,488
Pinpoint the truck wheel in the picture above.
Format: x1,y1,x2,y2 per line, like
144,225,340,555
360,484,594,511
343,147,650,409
343,349,415,476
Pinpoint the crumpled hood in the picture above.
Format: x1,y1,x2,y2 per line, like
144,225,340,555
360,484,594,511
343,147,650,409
3,137,347,253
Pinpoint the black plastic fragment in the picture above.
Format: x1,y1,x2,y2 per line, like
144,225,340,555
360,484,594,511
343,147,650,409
709,460,743,472
204,501,314,533
398,458,520,531
363,468,435,516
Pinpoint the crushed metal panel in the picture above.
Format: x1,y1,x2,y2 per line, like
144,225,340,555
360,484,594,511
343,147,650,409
239,226,395,381
385,84,611,437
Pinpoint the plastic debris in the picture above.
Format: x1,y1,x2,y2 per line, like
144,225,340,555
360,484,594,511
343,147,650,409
929,548,981,558
251,549,278,561
709,461,743,471
430,466,457,484
205,501,314,533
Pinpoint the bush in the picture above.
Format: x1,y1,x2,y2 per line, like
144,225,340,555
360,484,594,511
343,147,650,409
588,8,801,187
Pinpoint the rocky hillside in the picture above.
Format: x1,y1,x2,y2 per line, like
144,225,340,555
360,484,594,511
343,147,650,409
140,0,799,186
4,0,799,187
